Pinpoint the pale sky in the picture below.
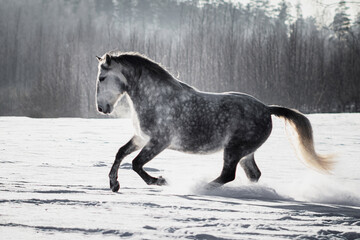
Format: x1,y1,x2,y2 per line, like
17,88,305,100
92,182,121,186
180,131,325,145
234,0,360,24
293,0,359,24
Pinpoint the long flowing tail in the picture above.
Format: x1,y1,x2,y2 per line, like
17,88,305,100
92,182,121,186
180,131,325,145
269,105,334,173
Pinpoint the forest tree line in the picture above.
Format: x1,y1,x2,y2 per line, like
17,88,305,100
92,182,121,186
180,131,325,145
0,0,359,117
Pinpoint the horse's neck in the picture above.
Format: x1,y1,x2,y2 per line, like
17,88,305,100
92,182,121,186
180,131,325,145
128,75,180,107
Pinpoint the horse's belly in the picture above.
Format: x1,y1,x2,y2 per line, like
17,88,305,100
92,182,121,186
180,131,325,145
169,133,228,154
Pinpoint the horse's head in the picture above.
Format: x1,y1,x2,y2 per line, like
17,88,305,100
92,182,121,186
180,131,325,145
96,54,128,114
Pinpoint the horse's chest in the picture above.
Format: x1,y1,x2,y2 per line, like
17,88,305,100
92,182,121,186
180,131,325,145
126,95,150,141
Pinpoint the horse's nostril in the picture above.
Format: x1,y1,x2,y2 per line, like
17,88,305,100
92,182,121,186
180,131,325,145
98,106,103,113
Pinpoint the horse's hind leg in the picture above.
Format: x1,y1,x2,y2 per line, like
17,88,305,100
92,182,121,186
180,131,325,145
109,136,141,192
209,146,243,188
239,153,261,182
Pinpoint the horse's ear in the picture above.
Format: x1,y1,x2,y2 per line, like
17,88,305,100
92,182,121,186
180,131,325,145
96,56,102,62
105,54,111,65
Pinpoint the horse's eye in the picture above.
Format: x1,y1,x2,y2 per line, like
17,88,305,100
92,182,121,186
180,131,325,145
99,77,105,82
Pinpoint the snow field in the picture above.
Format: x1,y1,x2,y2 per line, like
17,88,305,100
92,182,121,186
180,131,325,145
0,114,359,239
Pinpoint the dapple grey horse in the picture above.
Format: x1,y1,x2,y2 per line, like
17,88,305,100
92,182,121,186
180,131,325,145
95,52,333,192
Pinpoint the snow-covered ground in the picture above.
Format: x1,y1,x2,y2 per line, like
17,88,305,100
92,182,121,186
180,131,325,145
0,114,359,239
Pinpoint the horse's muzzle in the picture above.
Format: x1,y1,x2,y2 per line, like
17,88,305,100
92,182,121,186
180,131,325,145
98,104,111,114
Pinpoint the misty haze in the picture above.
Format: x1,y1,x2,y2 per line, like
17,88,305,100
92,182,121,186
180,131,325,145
0,0,359,117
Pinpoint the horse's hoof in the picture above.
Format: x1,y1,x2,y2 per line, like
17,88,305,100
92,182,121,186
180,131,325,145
155,176,167,186
249,177,259,183
110,181,120,192
205,182,221,190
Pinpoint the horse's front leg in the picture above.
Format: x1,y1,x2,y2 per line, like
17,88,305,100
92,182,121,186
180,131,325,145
132,138,169,186
109,136,141,192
